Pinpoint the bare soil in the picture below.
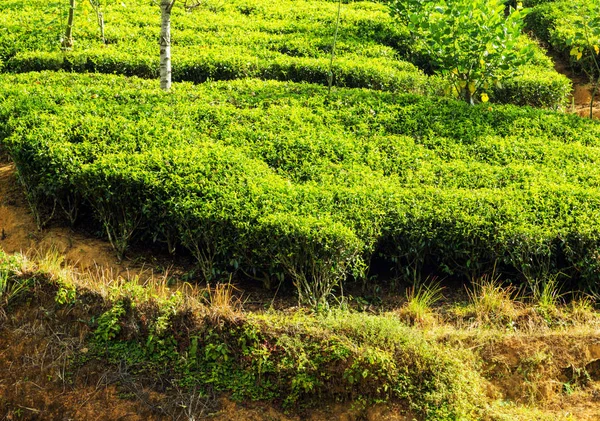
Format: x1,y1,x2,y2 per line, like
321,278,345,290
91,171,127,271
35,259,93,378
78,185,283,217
553,55,600,119
0,160,140,278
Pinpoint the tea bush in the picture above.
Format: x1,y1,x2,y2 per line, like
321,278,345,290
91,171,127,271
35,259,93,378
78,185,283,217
525,0,600,73
0,0,569,107
2,72,600,296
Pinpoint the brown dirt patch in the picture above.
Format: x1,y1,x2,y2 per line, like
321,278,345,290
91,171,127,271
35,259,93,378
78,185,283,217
479,332,600,417
0,161,155,279
552,54,600,119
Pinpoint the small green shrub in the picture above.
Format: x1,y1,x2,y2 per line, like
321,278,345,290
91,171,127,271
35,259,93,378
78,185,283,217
491,65,571,107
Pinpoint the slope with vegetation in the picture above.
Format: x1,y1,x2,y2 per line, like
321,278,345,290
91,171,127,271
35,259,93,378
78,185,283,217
3,248,600,420
1,0,600,419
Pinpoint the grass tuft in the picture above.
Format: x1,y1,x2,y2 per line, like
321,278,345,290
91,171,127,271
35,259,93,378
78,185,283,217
203,281,243,323
467,273,518,325
529,275,565,317
399,278,444,326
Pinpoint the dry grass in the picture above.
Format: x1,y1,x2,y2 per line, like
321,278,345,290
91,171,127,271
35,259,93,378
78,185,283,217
398,279,443,326
13,249,246,323
202,281,243,323
466,273,519,325
568,294,597,323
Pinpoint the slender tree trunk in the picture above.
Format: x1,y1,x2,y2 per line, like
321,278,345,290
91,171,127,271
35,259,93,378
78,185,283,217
98,11,105,44
62,0,76,50
160,0,175,91
590,79,598,119
89,0,106,44
464,88,474,105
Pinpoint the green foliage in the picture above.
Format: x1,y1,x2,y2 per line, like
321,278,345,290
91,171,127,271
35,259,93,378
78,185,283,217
87,297,486,420
565,1,600,118
490,65,570,108
55,283,77,305
0,0,431,93
525,0,600,79
0,0,569,108
391,0,534,104
2,73,600,297
95,301,126,342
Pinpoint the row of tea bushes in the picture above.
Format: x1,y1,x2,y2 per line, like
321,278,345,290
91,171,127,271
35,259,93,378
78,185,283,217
6,49,441,96
0,0,570,107
525,0,599,71
2,73,600,297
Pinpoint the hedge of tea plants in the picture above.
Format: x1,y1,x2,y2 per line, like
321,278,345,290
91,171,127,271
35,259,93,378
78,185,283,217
525,0,598,67
0,0,570,107
2,72,600,299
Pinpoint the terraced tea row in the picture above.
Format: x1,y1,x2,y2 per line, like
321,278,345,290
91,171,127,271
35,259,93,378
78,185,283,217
2,72,600,301
0,0,569,106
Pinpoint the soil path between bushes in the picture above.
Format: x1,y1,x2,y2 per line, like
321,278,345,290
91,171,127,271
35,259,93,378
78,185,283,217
553,54,600,119
0,159,143,278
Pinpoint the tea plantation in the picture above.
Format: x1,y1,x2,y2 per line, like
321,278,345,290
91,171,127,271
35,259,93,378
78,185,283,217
0,0,598,304
0,0,569,106
3,70,600,302
5,1,600,419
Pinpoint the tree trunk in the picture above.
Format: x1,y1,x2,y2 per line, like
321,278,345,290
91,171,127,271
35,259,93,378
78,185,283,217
464,88,474,105
62,0,76,50
98,11,105,44
590,79,598,119
160,0,175,91
89,0,106,44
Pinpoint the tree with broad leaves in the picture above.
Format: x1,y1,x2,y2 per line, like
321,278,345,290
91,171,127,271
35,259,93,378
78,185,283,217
390,0,534,105
567,1,600,119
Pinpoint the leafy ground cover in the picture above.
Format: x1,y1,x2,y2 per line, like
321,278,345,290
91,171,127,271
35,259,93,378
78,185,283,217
2,72,600,303
0,0,569,106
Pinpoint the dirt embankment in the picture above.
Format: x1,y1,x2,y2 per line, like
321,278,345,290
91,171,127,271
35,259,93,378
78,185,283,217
0,160,136,276
0,296,407,421
553,56,600,119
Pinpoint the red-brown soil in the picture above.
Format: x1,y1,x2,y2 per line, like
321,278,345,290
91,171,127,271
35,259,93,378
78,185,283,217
553,55,600,119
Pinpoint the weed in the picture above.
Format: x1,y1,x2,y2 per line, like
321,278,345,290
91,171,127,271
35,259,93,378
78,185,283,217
0,268,30,319
528,275,565,317
399,278,444,326
569,293,596,322
467,273,518,325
